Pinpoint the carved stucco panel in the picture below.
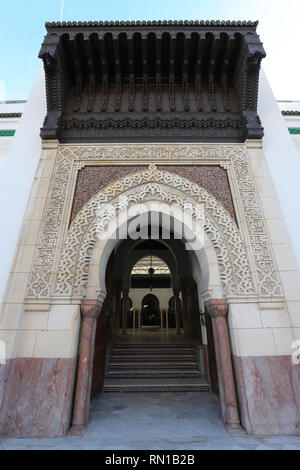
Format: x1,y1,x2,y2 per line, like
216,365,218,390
54,166,254,298
26,144,283,300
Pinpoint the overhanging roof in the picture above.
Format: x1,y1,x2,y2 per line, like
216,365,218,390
39,20,266,143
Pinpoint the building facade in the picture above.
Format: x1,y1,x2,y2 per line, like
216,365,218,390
0,101,25,164
0,20,300,438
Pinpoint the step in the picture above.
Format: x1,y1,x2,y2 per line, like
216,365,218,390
111,348,196,355
110,355,195,362
104,385,210,393
109,362,198,370
111,344,195,347
104,377,210,393
107,370,202,378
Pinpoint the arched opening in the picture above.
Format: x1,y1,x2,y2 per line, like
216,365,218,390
141,294,161,329
68,176,244,434
89,224,215,400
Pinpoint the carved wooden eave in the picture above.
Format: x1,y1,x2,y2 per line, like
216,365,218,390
39,20,266,143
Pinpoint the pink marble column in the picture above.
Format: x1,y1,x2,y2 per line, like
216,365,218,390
205,299,242,433
205,305,227,422
69,295,105,435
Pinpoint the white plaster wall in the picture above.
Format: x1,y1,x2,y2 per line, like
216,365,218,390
228,301,296,358
0,138,11,163
0,102,26,114
0,102,25,165
291,135,300,156
0,68,46,306
258,69,300,271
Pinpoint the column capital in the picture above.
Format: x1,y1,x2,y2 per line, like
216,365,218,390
205,299,229,318
81,298,104,320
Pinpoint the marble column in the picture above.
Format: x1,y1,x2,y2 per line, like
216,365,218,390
69,294,105,435
173,289,181,335
121,288,129,335
205,299,242,433
133,310,136,330
205,305,226,422
113,281,122,334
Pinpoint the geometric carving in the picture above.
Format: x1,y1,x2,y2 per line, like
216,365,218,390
70,165,236,224
26,143,283,299
70,166,146,224
54,165,255,298
160,165,237,222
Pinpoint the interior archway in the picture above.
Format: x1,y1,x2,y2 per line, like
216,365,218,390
89,220,220,401
141,293,161,328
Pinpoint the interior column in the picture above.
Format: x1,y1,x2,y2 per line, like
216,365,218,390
113,281,122,334
121,288,129,335
173,288,181,335
181,281,191,335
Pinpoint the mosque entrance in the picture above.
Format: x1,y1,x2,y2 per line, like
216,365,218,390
90,235,217,395
69,201,243,434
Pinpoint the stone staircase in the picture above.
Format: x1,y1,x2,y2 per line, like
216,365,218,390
104,343,210,392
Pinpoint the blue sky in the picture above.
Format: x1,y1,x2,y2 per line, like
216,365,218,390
0,0,299,100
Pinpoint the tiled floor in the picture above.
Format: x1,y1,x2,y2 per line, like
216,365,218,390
1,392,300,450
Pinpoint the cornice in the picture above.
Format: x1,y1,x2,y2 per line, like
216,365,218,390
282,111,300,116
39,18,265,142
0,113,22,119
46,20,258,29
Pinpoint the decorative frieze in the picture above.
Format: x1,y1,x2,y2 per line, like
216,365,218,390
26,143,283,300
70,164,236,224
54,168,254,298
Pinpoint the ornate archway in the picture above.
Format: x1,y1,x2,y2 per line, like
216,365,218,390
141,294,161,327
66,165,249,435
54,164,255,299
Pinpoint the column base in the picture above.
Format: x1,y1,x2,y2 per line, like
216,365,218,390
225,422,245,435
68,424,86,436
